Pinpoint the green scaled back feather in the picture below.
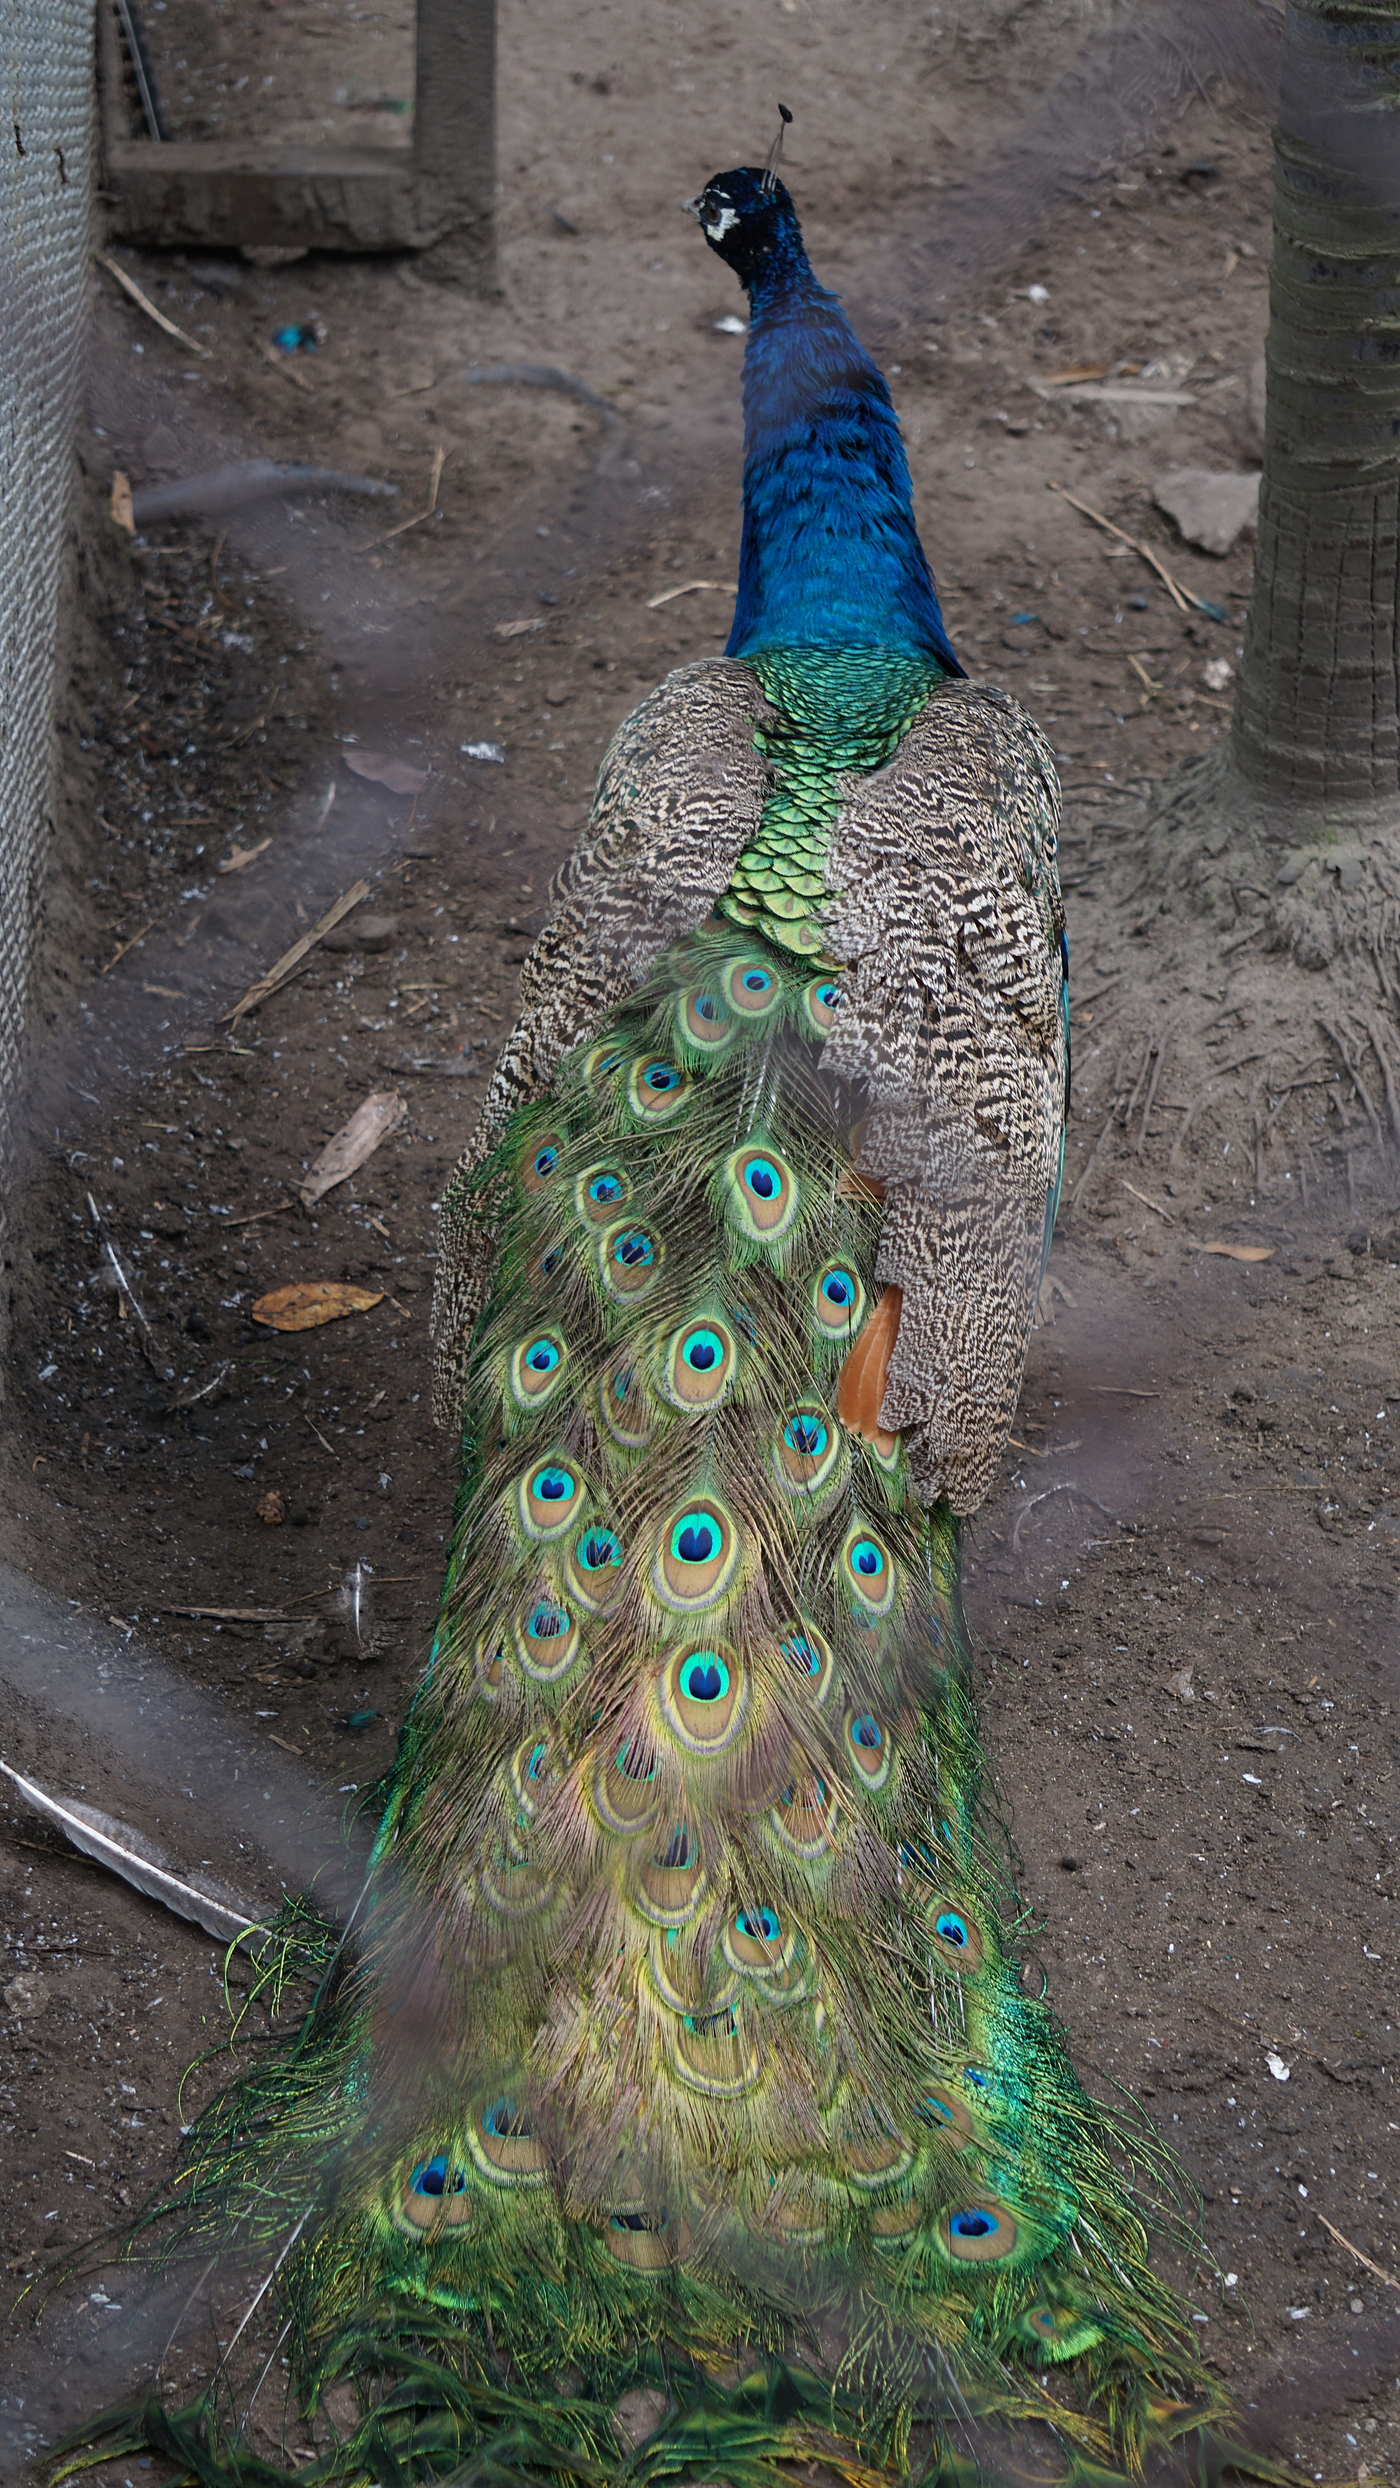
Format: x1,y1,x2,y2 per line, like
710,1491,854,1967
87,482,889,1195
49,655,1282,2488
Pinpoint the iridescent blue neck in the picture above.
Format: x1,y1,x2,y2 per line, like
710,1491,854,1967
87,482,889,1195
725,244,960,672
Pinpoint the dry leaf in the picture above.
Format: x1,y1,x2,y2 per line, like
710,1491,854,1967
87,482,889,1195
218,836,273,874
343,748,427,797
298,1090,407,1210
252,1282,385,1331
1200,1241,1275,1263
256,1488,286,1524
110,470,135,533
493,617,545,639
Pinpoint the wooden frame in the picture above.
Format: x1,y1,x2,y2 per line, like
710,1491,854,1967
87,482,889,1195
98,0,494,263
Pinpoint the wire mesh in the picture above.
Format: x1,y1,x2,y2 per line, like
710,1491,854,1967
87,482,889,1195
0,0,93,1153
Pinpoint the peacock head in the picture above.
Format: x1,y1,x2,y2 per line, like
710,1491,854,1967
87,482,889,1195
683,166,806,290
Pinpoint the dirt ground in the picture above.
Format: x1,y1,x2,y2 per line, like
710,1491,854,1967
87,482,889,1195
1,0,1397,2477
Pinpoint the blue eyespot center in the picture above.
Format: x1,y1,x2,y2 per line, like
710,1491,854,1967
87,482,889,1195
579,1530,621,1571
951,2208,999,2240
525,1743,547,1779
660,1825,690,1869
851,1713,882,1751
817,984,839,1009
822,1272,853,1306
614,1230,655,1268
524,1339,559,1373
785,1415,827,1457
680,1654,728,1702
645,1061,680,1091
852,1540,884,1577
534,1466,573,1503
741,1900,785,1940
484,2096,531,2138
744,1157,779,1200
411,2155,465,2197
935,1911,970,1949
527,1601,569,1641
742,969,771,993
682,1329,723,1372
589,1174,623,1205
738,1906,781,1942
674,1521,716,1563
694,993,720,1020
533,1145,559,1179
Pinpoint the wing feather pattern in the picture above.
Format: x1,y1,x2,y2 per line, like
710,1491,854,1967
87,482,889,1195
820,682,1066,1512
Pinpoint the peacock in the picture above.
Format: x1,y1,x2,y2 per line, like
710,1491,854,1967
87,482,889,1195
56,145,1282,2488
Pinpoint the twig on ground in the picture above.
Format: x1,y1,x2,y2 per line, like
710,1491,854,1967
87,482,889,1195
86,1193,174,1382
1169,1092,1205,1170
225,1200,295,1226
1319,1018,1385,1153
221,881,371,1027
100,921,156,976
164,1360,233,1413
1123,1179,1174,1223
1316,2215,1400,2294
303,1413,340,1460
364,445,448,547
1011,1481,1119,1554
1047,481,1196,613
255,335,313,394
1088,1384,1161,1396
97,252,211,358
1136,1024,1174,1153
1364,1012,1400,1148
1070,1103,1118,1211
646,580,739,609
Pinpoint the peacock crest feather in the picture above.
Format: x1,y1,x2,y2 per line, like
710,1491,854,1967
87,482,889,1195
50,157,1286,2488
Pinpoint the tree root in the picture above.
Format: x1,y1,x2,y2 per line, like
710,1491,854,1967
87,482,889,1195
1140,750,1400,971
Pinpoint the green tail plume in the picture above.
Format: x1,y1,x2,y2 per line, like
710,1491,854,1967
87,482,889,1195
50,906,1279,2488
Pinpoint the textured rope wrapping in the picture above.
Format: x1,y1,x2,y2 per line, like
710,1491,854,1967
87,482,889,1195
0,0,92,1152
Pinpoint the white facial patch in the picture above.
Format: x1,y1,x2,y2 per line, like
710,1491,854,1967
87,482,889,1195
705,203,739,241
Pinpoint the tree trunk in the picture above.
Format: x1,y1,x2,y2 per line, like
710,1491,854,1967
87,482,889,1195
1230,0,1400,819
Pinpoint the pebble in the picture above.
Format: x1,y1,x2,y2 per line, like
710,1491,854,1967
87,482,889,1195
4,1973,50,2017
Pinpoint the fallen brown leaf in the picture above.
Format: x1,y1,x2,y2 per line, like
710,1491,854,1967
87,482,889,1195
343,748,427,797
1199,1241,1275,1263
110,470,134,533
252,1282,385,1332
218,837,273,875
256,1489,286,1524
299,1090,407,1211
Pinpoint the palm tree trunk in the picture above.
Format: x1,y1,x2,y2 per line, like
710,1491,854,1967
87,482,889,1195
1230,0,1400,820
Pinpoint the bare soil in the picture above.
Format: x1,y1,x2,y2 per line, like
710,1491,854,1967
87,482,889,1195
2,4,1397,2479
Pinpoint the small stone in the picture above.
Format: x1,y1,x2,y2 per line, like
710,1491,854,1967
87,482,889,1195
1153,467,1260,557
4,1973,50,2017
543,683,572,706
321,914,399,953
256,1488,286,1525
